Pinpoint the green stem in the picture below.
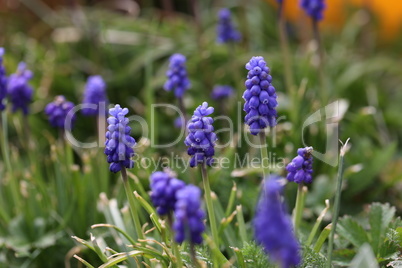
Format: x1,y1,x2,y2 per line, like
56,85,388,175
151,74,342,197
121,167,144,242
201,163,219,249
1,111,20,211
315,224,332,253
167,214,183,267
293,184,306,235
306,199,330,246
225,182,237,217
236,205,248,244
326,140,349,267
258,132,270,178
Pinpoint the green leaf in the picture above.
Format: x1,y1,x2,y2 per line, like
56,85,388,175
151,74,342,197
369,203,395,255
349,244,378,268
337,217,369,248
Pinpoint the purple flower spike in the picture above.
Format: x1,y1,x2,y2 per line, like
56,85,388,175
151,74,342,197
185,102,217,167
254,175,301,268
7,62,33,115
211,85,234,100
104,104,136,173
216,8,241,43
243,56,278,135
173,185,205,245
82,75,108,116
286,147,314,184
0,48,7,111
150,171,186,216
45,95,76,129
164,54,190,98
300,0,326,21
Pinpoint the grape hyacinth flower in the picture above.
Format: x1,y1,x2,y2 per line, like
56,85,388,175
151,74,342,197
164,54,190,98
7,62,33,115
174,116,184,129
216,8,241,43
104,104,136,173
44,96,76,129
286,147,314,184
254,175,301,268
0,48,7,111
82,75,108,116
150,171,186,215
185,102,217,167
173,185,205,244
300,0,326,21
243,56,278,135
211,85,234,100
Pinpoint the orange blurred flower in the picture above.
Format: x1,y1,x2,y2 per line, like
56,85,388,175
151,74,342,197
267,0,402,40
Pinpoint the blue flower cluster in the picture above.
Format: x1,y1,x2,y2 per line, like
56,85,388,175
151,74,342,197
7,62,33,115
243,56,278,135
286,147,314,184
173,185,205,244
150,171,186,215
185,102,217,167
216,8,241,43
300,0,326,21
211,85,234,100
45,95,76,129
254,175,301,268
0,48,7,111
82,75,108,116
104,104,136,173
164,54,190,98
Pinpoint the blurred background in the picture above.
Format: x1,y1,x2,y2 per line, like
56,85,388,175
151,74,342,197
1,0,402,267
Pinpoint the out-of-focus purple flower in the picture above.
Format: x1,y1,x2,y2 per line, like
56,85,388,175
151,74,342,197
243,56,278,135
104,104,136,173
150,171,186,215
45,95,76,129
164,54,190,98
7,62,33,115
185,102,217,167
211,85,234,100
82,75,108,116
173,185,205,244
216,8,241,43
300,0,326,21
286,147,313,184
0,48,7,111
174,116,185,129
254,175,301,268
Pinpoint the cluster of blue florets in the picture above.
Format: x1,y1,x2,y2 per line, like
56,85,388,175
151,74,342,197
150,171,186,215
44,95,76,129
82,75,108,116
254,175,301,268
164,54,191,98
243,56,278,135
216,8,241,43
7,62,33,115
300,0,326,21
185,102,217,167
173,185,205,244
286,147,314,184
104,104,136,173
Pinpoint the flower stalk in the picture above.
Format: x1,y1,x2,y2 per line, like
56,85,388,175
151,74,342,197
326,139,350,267
201,162,219,249
122,167,144,242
